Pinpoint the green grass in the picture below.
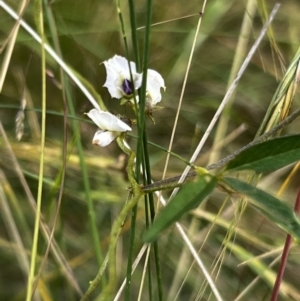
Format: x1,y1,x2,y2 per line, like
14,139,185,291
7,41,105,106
0,0,300,300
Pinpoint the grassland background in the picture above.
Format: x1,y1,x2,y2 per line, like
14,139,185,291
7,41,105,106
0,0,300,300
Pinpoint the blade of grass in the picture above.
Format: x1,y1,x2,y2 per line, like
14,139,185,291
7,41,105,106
227,241,300,300
137,246,151,301
0,2,83,293
66,85,105,267
0,0,28,91
81,144,143,301
0,0,102,112
209,0,257,165
169,3,281,202
168,0,236,82
116,0,164,299
257,46,300,136
154,191,224,301
142,105,300,192
257,0,286,74
138,0,165,297
234,255,281,301
159,4,209,297
115,1,143,299
0,116,82,296
113,244,149,301
161,1,208,196
143,132,163,301
34,0,105,294
162,5,280,300
26,1,46,299
2,0,106,291
168,2,254,295
31,0,70,294
0,173,33,297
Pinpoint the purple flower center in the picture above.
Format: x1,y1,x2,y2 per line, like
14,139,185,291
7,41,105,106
122,79,133,95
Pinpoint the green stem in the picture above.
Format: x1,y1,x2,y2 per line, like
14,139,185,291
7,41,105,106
127,0,140,69
142,131,163,300
44,0,104,273
26,2,46,300
66,93,104,270
80,137,143,301
98,191,143,301
142,105,300,193
79,255,109,301
142,172,196,193
99,138,142,301
123,0,144,297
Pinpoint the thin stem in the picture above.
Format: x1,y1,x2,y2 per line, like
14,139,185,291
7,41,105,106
66,91,104,269
270,187,300,301
160,2,207,196
31,0,70,293
142,105,300,192
99,138,143,301
115,0,142,298
81,137,143,301
26,1,46,300
208,105,300,170
79,255,109,301
143,132,163,300
137,0,164,299
269,235,293,301
127,0,140,68
98,191,143,301
0,0,101,111
167,3,281,201
123,0,154,299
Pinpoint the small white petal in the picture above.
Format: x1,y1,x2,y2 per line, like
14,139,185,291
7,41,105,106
115,55,137,73
93,130,118,147
86,109,132,132
148,69,165,89
103,64,124,98
146,69,165,105
132,73,143,91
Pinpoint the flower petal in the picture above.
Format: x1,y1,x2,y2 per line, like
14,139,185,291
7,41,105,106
92,130,118,147
103,64,123,98
103,55,142,98
112,55,137,73
132,73,143,91
86,109,132,132
146,69,165,105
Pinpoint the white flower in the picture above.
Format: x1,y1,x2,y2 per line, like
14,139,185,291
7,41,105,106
103,55,166,110
103,55,142,99
146,69,166,106
86,108,132,147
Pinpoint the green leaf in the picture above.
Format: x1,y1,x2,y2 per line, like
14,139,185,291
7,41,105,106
143,174,217,243
223,177,300,240
225,135,300,173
